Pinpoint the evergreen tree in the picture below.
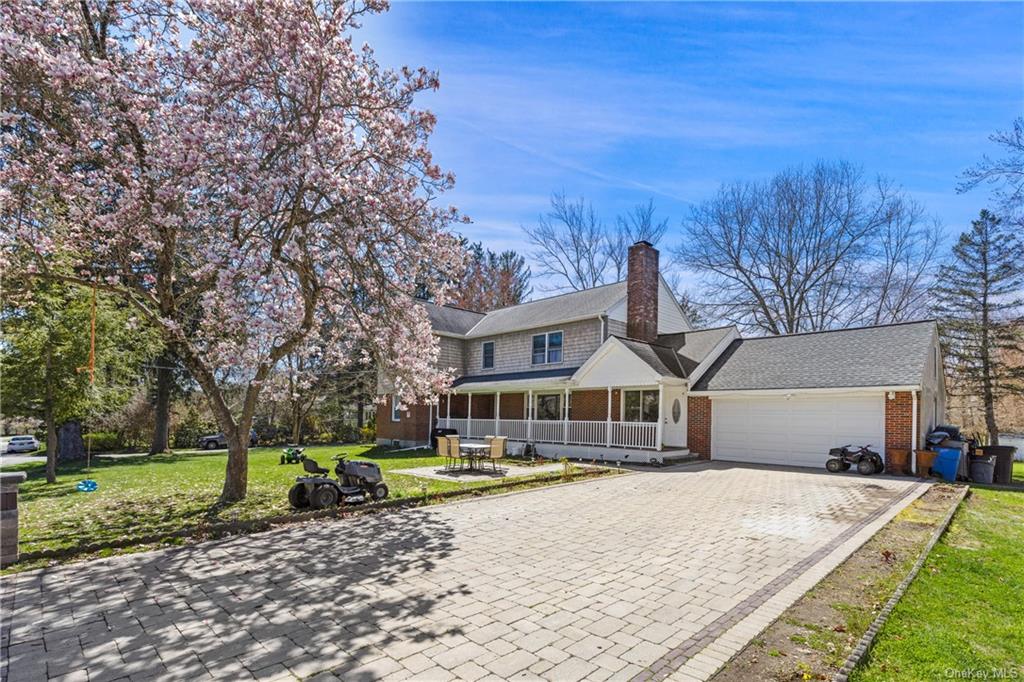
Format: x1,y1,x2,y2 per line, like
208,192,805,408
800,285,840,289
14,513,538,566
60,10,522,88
932,210,1024,444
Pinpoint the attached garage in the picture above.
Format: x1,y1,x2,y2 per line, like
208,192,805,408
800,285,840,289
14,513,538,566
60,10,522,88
712,393,885,468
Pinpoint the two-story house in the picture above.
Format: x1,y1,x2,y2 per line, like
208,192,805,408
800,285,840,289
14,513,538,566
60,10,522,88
378,241,946,469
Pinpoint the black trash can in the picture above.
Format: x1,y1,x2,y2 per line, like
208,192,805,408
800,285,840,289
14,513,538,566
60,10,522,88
431,427,458,449
969,455,995,484
981,445,1017,485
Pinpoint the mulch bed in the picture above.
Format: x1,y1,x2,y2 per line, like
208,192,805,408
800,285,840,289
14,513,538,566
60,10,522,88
711,483,964,682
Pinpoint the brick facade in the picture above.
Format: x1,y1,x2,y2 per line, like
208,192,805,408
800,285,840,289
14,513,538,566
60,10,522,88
570,389,620,421
627,241,659,342
687,396,712,459
885,390,915,453
376,398,432,445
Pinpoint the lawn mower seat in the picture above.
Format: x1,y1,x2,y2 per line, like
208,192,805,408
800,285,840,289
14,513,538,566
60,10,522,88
302,458,329,476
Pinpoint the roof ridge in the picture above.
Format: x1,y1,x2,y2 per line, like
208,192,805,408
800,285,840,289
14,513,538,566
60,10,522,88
740,319,936,341
613,334,677,351
484,280,626,313
418,299,487,316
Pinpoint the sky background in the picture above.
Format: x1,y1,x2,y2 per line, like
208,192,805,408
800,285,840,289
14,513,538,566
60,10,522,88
357,2,1024,294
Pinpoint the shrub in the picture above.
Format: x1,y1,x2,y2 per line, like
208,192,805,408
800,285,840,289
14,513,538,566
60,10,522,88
359,424,376,443
84,431,121,453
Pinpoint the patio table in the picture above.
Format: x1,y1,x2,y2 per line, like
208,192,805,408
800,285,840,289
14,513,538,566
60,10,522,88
458,442,490,470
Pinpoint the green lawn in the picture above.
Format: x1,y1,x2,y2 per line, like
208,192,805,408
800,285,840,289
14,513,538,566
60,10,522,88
4,444,574,558
851,487,1024,681
1013,460,1023,485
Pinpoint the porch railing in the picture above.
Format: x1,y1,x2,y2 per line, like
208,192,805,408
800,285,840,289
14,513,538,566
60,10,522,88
436,417,657,450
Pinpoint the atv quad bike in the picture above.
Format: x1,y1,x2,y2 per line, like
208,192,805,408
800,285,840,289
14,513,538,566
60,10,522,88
826,444,884,476
288,455,389,509
280,446,306,465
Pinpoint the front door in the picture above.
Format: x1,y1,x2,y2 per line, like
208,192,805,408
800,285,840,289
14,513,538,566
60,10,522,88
662,385,687,448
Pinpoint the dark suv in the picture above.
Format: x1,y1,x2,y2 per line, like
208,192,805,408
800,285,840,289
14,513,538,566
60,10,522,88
198,430,259,450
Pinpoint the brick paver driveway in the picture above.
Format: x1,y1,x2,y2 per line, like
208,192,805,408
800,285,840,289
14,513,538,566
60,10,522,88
1,464,925,682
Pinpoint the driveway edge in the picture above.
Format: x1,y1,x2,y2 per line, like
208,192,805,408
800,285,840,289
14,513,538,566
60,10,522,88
667,481,930,682
831,484,969,682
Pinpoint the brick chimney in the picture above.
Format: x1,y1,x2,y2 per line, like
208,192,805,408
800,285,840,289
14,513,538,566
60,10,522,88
627,240,659,342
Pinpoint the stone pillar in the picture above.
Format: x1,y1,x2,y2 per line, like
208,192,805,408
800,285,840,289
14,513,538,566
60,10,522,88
1,471,28,567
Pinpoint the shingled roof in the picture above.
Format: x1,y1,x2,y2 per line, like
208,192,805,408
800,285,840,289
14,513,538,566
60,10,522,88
419,301,486,336
691,320,937,391
463,281,627,337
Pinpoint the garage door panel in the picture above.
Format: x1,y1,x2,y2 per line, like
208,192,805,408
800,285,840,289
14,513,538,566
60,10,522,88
713,394,884,469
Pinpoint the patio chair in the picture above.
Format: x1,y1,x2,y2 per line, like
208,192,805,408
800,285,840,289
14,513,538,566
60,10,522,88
485,436,507,473
446,435,463,470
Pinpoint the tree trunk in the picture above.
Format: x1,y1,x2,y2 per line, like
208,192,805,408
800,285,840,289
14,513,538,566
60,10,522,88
356,399,364,429
221,430,248,503
150,353,173,454
57,421,86,461
290,403,302,444
45,405,57,484
44,348,57,484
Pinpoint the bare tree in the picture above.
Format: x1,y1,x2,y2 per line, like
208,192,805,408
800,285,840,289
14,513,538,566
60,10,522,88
674,161,941,335
453,241,532,311
959,117,1024,225
523,192,610,291
605,200,670,281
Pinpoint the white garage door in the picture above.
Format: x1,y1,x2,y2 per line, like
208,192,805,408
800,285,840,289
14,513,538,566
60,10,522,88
712,394,885,468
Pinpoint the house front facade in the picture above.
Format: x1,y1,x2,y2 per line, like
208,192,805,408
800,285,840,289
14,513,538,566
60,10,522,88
378,241,946,469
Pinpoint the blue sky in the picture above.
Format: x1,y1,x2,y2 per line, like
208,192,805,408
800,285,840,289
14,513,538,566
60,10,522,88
357,2,1024,291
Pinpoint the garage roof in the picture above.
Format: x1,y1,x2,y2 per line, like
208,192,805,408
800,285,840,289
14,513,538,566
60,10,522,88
691,320,937,391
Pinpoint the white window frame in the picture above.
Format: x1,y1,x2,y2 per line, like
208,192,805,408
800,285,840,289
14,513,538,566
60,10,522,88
391,395,402,422
533,392,562,421
482,341,495,369
620,389,659,423
531,330,564,366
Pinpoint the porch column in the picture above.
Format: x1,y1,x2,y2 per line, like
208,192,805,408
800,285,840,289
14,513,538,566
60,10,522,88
656,382,664,451
527,389,533,441
606,386,612,447
446,393,451,424
495,391,501,437
563,388,569,444
467,393,473,439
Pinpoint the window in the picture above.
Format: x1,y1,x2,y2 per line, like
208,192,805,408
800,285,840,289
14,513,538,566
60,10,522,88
531,331,563,365
535,394,561,420
391,395,401,422
482,341,494,369
622,390,659,422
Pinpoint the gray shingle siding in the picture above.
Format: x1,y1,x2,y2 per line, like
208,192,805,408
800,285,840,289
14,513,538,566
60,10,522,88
465,319,604,375
691,321,938,391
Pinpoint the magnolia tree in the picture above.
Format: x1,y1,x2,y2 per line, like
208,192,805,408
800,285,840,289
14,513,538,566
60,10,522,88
1,0,465,501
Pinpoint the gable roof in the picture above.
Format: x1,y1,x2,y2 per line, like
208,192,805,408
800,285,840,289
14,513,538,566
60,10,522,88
420,301,486,336
655,326,736,376
616,338,687,378
463,281,627,338
691,320,937,392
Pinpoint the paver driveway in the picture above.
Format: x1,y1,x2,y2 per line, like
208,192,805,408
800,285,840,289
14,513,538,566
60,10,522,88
1,464,925,682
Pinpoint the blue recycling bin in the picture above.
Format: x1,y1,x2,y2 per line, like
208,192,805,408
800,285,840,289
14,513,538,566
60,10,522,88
932,447,962,482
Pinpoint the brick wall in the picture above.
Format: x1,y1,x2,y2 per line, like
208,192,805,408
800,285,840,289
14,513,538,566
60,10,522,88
499,393,525,419
688,396,712,459
627,242,659,342
570,389,620,421
376,398,432,445
885,391,914,453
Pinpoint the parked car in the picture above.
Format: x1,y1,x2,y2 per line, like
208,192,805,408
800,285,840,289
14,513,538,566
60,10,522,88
4,435,40,454
197,430,258,450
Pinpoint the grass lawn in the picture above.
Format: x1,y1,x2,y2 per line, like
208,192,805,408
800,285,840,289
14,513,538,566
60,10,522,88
4,444,583,559
851,487,1024,681
1013,460,1023,485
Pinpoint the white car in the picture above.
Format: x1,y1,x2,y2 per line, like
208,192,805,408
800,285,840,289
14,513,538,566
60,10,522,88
4,435,40,454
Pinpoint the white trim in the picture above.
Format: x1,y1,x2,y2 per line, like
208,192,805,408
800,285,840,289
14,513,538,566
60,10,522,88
686,326,741,386
390,395,401,422
911,390,919,474
690,385,921,398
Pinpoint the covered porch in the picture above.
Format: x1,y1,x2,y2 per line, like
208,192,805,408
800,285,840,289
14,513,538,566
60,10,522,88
432,381,688,456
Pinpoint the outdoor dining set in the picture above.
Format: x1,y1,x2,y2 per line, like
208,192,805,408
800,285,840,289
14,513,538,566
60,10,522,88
436,435,508,473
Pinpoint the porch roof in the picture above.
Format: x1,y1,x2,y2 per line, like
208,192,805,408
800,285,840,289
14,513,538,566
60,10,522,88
451,366,579,388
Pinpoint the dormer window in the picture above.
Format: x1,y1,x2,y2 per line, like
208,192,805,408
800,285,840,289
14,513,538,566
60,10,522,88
482,341,495,369
532,331,563,365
